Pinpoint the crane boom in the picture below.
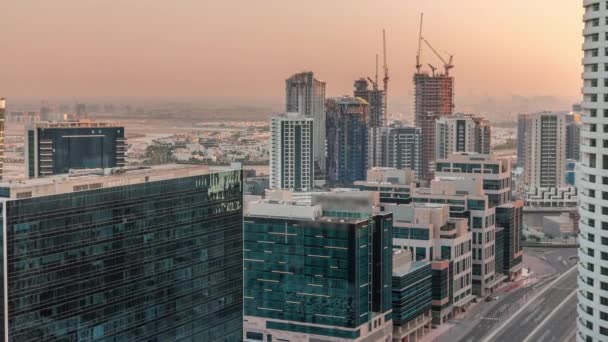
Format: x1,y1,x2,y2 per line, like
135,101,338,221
421,37,454,75
382,29,389,126
415,13,424,73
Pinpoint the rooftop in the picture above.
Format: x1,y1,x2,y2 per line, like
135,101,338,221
29,120,123,129
0,164,240,200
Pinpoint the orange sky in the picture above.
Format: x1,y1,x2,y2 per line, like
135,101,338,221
1,0,583,106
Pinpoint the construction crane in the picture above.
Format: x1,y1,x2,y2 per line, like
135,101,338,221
427,64,437,76
421,37,454,76
382,29,389,126
415,13,424,74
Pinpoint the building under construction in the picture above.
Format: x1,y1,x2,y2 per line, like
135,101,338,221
414,14,455,182
354,78,384,128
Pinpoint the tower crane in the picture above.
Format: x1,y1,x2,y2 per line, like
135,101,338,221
421,37,454,76
382,29,389,125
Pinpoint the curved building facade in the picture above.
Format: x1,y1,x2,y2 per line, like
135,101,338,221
579,1,608,340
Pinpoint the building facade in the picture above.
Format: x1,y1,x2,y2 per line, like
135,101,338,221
391,251,432,342
385,203,472,324
354,168,417,205
326,96,369,185
368,126,422,178
413,73,454,181
579,2,608,340
516,113,528,169
0,98,4,181
243,192,393,342
495,200,524,280
269,113,314,191
412,178,501,297
522,112,567,189
286,72,327,172
354,78,385,128
435,114,491,160
0,164,243,341
566,121,582,161
435,153,512,208
25,121,126,178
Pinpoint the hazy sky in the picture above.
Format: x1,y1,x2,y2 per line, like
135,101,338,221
1,0,583,107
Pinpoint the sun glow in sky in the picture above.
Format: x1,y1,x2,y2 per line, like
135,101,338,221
1,0,583,106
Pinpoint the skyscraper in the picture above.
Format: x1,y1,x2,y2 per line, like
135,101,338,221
522,112,567,189
414,73,454,181
566,120,582,161
0,98,5,181
516,114,528,169
25,121,126,178
326,96,369,185
0,164,243,341
354,78,384,128
269,113,314,191
435,113,492,160
285,72,327,172
579,2,608,340
367,126,422,177
243,191,393,341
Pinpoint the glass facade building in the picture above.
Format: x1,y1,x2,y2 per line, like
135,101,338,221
243,194,393,341
326,96,369,186
0,165,243,341
25,122,126,178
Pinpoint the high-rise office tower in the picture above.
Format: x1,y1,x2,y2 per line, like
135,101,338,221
367,126,422,177
0,164,243,341
0,98,5,181
269,113,314,191
516,114,528,169
25,121,126,178
435,113,492,160
414,73,454,181
354,78,385,128
368,127,391,168
566,121,582,161
243,191,393,341
522,112,567,189
326,96,369,185
285,72,327,172
579,2,608,340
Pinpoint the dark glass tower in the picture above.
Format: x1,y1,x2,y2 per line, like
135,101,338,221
0,165,243,341
326,96,369,185
243,192,393,341
25,122,126,178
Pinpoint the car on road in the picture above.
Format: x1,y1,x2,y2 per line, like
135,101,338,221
485,295,499,302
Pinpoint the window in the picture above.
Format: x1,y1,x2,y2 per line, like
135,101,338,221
590,233,595,242
604,154,608,170
590,189,596,198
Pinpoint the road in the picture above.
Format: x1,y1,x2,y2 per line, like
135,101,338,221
432,247,578,342
485,266,577,342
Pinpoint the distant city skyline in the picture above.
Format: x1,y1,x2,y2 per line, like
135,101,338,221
2,1,582,114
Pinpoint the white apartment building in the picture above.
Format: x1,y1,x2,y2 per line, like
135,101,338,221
269,113,314,191
522,112,567,189
579,2,608,341
435,113,491,160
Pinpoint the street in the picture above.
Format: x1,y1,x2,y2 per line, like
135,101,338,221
431,247,578,342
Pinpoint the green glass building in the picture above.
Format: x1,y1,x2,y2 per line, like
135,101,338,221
0,165,243,341
243,192,393,341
